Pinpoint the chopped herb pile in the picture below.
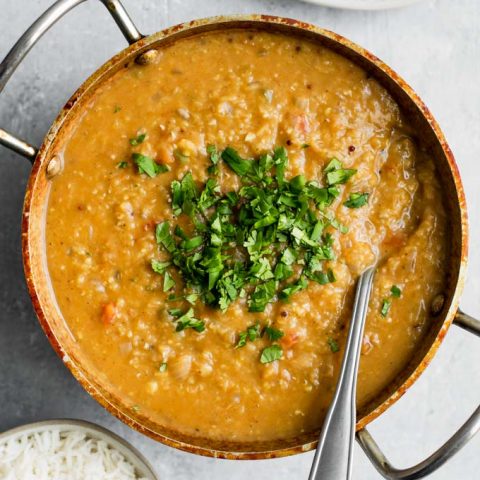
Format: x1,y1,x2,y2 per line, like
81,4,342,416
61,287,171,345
119,141,368,342
150,146,361,322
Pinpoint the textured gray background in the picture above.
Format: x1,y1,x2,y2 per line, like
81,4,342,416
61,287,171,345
0,0,479,479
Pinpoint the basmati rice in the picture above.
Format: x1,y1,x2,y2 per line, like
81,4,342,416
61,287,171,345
0,429,151,480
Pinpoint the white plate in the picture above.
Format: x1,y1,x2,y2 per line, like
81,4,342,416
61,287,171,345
300,0,425,10
0,419,158,480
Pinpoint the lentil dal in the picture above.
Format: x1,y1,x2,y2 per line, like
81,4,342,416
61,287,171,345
45,30,447,442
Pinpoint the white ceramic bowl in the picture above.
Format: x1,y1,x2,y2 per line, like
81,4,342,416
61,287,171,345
0,419,158,479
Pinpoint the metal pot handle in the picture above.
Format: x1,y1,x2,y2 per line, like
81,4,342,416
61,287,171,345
357,310,480,479
0,0,142,163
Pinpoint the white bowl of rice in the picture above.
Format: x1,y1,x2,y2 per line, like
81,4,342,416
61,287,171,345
0,419,158,480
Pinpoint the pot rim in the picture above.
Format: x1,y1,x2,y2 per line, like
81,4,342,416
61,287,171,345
21,14,468,460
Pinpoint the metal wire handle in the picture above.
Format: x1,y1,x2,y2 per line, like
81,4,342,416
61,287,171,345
0,0,142,162
357,310,480,479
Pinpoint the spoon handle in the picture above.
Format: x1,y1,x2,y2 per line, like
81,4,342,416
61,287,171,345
308,267,375,480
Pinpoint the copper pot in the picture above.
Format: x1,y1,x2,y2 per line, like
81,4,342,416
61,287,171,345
1,1,479,477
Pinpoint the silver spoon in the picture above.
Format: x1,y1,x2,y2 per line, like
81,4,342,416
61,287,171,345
308,266,376,480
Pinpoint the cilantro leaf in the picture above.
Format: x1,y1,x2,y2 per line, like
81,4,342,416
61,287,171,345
324,158,357,186
181,236,203,251
279,277,308,301
344,192,369,208
221,147,253,176
260,345,283,364
207,144,220,165
155,222,176,253
235,323,262,348
264,326,284,341
391,285,401,298
273,146,288,185
151,259,170,274
175,308,205,332
381,299,392,317
306,268,336,285
235,331,248,349
163,271,176,292
132,153,169,177
171,172,198,216
249,280,276,312
129,133,146,146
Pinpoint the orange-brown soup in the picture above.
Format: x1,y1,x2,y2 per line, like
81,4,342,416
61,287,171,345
46,30,447,443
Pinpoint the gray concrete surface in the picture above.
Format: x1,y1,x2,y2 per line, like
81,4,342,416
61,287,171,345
0,0,479,478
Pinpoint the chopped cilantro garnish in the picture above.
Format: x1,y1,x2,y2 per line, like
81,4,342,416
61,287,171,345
151,259,170,274
129,133,146,146
163,271,175,292
324,158,357,186
181,236,203,251
249,280,276,312
260,344,283,364
113,104,121,113
167,308,183,318
155,222,175,252
221,147,253,176
235,322,262,348
290,175,306,192
171,172,198,216
281,247,297,265
127,146,359,326
391,285,402,298
280,277,308,301
235,331,248,348
132,153,169,177
117,161,128,169
207,144,220,165
306,268,336,285
327,337,340,353
264,326,284,341
344,192,369,208
175,308,205,332
381,299,391,317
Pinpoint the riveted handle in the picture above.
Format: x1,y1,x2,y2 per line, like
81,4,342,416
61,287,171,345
356,310,480,480
0,0,142,163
